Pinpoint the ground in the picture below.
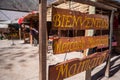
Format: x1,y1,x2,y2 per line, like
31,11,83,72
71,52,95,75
0,40,120,80
0,40,39,80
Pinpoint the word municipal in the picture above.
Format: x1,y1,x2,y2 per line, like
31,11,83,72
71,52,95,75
49,50,109,80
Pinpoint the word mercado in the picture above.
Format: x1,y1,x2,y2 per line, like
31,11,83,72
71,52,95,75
53,35,108,54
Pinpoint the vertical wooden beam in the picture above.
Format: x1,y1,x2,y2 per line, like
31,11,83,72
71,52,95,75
58,29,61,37
85,0,96,80
22,24,26,43
83,0,96,56
29,32,33,45
105,10,114,78
19,27,21,40
39,0,47,80
29,25,33,45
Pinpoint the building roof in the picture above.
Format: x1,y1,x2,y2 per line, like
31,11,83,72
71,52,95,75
0,0,57,12
0,0,55,21
98,0,120,10
0,10,28,21
0,0,39,12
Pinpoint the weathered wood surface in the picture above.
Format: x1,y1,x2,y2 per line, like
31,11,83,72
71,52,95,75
49,50,109,80
53,35,108,54
105,10,114,78
39,0,47,80
52,7,109,30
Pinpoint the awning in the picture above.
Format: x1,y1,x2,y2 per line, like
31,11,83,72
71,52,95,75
23,11,38,21
18,17,24,24
14,11,39,25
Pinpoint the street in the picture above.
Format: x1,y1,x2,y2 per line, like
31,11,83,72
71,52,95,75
0,40,39,80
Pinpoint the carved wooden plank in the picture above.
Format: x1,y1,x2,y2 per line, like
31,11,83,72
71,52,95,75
52,7,109,30
49,50,109,80
97,42,117,49
53,35,108,54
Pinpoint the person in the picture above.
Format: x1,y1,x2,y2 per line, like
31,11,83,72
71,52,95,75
21,24,30,43
30,27,39,46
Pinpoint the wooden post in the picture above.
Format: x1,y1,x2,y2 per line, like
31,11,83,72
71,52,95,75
30,26,33,45
22,24,26,43
39,0,47,80
19,27,21,40
29,32,33,45
105,10,114,78
85,0,96,80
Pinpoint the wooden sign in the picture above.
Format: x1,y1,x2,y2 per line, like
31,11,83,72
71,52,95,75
52,7,109,30
7,32,19,39
49,50,109,80
53,35,108,54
